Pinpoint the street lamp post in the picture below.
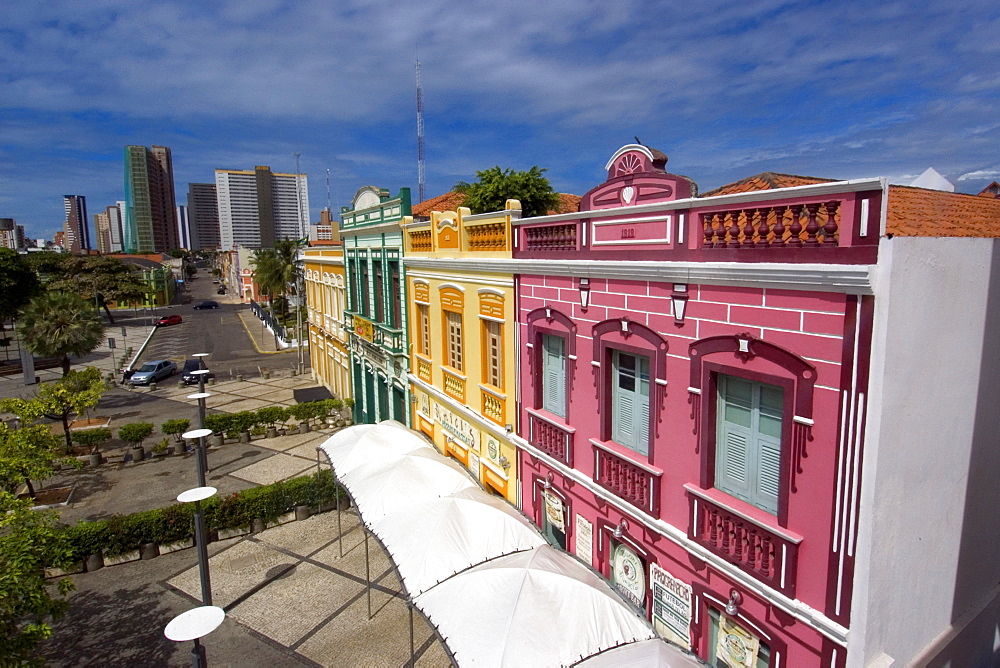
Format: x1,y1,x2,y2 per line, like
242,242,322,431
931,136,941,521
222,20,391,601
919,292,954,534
177,484,217,606
164,604,225,668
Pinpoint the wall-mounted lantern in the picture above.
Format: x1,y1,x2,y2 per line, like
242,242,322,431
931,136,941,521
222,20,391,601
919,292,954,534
671,284,689,325
578,277,591,310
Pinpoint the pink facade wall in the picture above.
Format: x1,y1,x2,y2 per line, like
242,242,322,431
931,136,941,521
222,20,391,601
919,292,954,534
518,273,865,665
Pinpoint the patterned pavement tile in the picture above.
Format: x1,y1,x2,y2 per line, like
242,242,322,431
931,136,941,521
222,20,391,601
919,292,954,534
168,539,297,609
230,452,312,485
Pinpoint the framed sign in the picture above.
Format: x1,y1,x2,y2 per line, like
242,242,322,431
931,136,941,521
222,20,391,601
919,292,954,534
650,563,692,649
611,542,645,608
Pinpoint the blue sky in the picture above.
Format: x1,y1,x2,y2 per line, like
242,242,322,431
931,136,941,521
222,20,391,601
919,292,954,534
2,0,998,241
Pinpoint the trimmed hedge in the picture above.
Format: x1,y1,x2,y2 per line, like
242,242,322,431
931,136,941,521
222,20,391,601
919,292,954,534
62,470,344,560
204,399,350,438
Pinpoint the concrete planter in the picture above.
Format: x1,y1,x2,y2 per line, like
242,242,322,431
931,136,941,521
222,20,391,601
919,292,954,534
88,452,103,467
218,526,250,540
239,431,251,443
294,505,311,521
211,434,225,447
277,511,295,525
159,538,194,554
46,561,85,578
300,421,311,433
85,552,105,572
172,442,187,456
140,542,159,560
105,550,141,566
129,446,145,462
250,518,267,534
266,427,278,439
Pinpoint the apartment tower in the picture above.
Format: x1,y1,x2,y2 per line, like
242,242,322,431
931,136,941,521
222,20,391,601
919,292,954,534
123,145,179,253
187,183,220,250
215,165,309,249
63,195,90,254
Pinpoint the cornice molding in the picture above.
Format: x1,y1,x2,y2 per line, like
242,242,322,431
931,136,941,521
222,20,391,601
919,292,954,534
402,257,874,295
510,177,885,226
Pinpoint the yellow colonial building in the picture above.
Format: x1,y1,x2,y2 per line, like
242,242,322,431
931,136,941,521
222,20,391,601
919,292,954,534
303,247,351,401
403,200,521,503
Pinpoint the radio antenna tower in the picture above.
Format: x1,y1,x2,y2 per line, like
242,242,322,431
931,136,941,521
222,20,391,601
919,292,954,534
326,168,331,211
415,59,426,203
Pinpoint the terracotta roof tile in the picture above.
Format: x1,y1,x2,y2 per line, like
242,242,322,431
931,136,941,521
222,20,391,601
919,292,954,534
701,172,835,197
978,182,1000,198
411,191,580,217
886,185,1000,237
411,191,468,217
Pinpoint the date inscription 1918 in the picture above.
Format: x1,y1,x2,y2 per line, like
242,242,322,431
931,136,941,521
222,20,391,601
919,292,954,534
621,228,635,239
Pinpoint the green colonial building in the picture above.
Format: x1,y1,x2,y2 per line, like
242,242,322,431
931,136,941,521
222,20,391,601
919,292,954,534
341,186,411,425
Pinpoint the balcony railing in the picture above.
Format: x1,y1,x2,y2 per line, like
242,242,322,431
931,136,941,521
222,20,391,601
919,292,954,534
442,368,465,402
699,201,841,249
523,223,578,251
685,485,802,597
374,324,404,355
416,357,431,382
592,441,660,515
481,390,505,425
409,229,432,252
466,221,508,251
526,409,574,466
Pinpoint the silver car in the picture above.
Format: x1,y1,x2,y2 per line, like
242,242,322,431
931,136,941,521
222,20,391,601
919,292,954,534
130,360,177,385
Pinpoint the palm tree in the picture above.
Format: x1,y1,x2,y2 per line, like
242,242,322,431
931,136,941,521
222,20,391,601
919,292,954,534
251,239,302,322
16,292,103,376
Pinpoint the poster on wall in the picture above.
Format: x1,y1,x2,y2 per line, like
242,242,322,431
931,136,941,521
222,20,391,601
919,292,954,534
543,491,565,532
611,543,646,608
715,613,761,668
649,563,692,650
575,515,593,567
468,451,481,480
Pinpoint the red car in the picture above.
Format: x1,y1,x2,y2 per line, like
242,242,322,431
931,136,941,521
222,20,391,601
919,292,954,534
156,314,183,327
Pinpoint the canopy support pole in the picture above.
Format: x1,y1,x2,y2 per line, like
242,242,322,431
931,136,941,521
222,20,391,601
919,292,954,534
409,604,415,667
365,529,372,620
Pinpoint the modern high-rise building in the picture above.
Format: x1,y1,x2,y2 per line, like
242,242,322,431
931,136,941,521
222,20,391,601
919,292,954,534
123,145,179,253
176,205,190,249
63,195,90,254
0,218,20,250
94,203,125,254
215,165,309,249
187,182,220,250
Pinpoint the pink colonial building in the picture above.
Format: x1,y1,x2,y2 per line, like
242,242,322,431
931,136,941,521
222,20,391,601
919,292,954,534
512,145,1000,666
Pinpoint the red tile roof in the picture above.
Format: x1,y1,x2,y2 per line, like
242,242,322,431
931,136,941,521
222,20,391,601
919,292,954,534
411,192,580,217
886,186,1000,237
978,182,1000,199
701,172,835,197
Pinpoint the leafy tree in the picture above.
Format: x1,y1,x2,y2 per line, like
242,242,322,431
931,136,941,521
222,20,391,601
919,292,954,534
0,491,75,666
1,368,108,453
71,427,111,454
454,165,560,218
0,248,41,322
16,293,104,376
251,239,302,320
47,256,149,324
118,422,154,448
0,423,77,498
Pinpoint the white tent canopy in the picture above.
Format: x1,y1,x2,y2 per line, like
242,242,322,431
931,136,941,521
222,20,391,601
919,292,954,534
319,422,701,667
575,638,704,667
366,486,547,597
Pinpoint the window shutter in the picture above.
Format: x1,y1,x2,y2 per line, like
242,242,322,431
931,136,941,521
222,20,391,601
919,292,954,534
542,335,566,417
756,436,781,515
612,351,650,456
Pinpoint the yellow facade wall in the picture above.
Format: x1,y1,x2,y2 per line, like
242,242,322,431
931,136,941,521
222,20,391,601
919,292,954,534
303,248,351,402
404,201,521,503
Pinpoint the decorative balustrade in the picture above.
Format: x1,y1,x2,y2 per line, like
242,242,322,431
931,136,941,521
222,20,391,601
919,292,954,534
409,229,432,252
374,325,404,354
685,485,801,597
593,442,659,515
527,409,574,466
466,222,508,251
416,357,431,382
523,223,578,251
699,201,840,249
481,390,505,425
442,368,466,402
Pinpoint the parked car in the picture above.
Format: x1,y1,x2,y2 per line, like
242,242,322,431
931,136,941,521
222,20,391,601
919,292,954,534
193,300,220,310
156,314,183,326
130,360,177,385
181,359,216,385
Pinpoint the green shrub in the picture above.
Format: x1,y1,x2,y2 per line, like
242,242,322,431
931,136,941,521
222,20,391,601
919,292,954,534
117,422,154,447
71,427,112,453
204,413,232,435
255,406,288,428
160,419,191,438
59,471,344,561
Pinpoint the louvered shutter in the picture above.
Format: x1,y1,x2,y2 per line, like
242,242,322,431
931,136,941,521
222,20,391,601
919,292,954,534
612,351,650,456
542,335,566,417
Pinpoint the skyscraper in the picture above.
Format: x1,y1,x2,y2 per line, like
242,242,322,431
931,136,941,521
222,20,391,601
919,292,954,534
63,195,90,254
176,205,190,249
215,165,309,249
94,203,125,254
187,182,220,250
123,145,179,253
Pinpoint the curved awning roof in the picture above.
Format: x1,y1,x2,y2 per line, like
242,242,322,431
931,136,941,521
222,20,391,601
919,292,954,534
319,422,701,667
